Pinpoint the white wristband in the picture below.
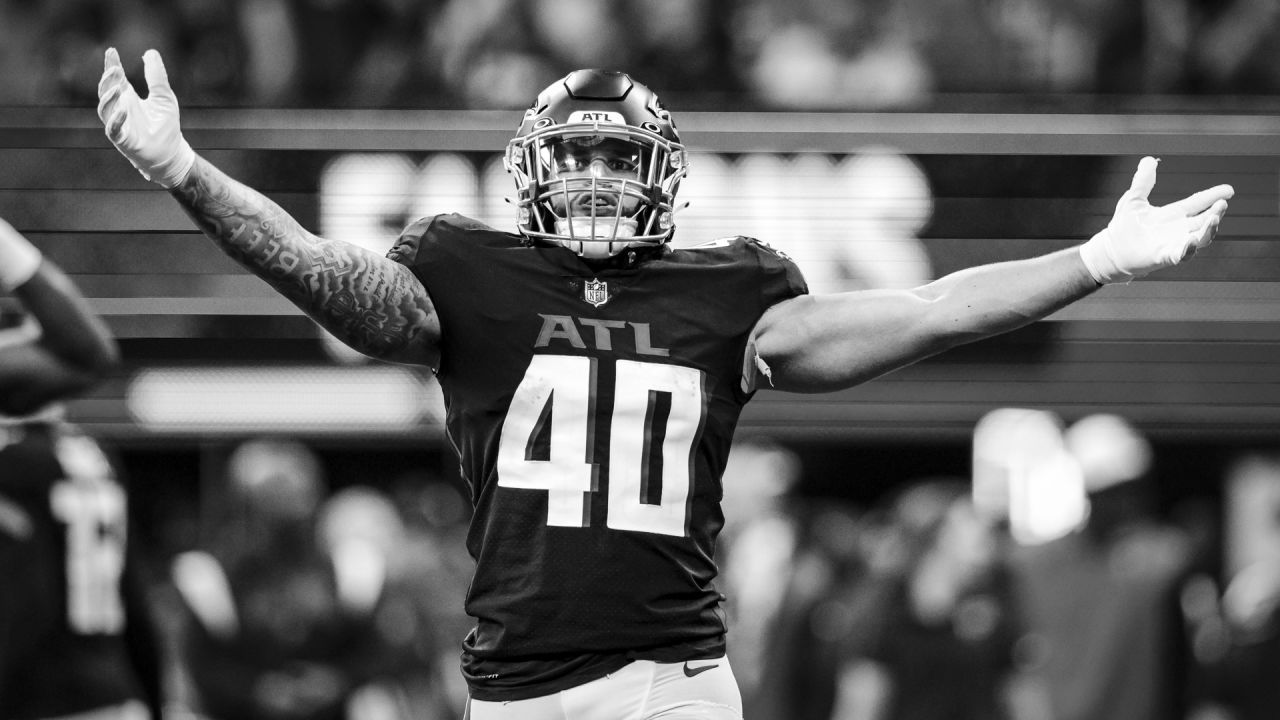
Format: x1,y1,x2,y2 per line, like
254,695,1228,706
1078,229,1133,285
0,219,43,292
148,138,197,189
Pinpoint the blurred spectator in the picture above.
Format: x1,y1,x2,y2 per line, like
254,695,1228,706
167,438,424,720
386,470,477,720
317,484,452,719
167,0,246,105
2,0,1279,107
0,2,57,104
438,0,738,109
528,0,632,73
425,0,560,108
43,0,183,106
1191,454,1280,720
1189,0,1280,95
890,0,1148,97
1010,414,1197,720
719,437,855,720
235,0,298,105
616,0,742,103
263,0,449,108
720,437,806,716
730,0,933,109
830,478,1026,720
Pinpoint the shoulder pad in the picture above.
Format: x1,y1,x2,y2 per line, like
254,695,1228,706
744,236,795,262
386,215,440,265
387,214,513,266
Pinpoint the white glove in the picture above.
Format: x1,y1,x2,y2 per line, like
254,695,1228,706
96,48,195,189
1079,156,1233,284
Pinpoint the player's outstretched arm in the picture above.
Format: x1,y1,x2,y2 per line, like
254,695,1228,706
0,219,120,415
96,48,440,367
751,157,1233,393
170,156,440,367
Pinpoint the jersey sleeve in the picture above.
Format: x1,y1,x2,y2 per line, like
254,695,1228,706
386,213,509,277
739,237,808,395
746,237,809,301
385,215,441,270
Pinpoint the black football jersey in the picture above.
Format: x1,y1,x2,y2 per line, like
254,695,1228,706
388,215,807,700
0,422,149,719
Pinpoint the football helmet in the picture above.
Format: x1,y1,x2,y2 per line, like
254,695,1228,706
505,69,688,259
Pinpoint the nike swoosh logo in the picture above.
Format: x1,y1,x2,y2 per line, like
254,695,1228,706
683,662,719,677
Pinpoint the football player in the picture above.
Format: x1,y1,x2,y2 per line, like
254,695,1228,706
0,217,119,416
97,49,1232,720
0,219,163,720
168,439,428,720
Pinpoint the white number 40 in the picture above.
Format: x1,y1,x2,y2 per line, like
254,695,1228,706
496,355,705,537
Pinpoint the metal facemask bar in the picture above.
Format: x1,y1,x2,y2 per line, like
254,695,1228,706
557,174,643,240
506,121,687,257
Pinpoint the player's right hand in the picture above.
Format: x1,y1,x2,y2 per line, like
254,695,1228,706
96,48,195,189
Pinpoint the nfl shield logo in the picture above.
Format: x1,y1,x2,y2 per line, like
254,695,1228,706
583,278,610,307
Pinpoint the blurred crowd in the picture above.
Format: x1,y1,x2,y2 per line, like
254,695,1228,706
713,415,1280,720
66,411,1280,720
151,438,475,720
1,0,1278,111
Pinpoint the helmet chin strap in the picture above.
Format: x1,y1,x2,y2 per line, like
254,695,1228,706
555,217,640,258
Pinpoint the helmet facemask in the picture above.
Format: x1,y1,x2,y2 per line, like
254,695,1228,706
507,114,687,259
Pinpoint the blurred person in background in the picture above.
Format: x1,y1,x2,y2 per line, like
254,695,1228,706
4,0,1279,109
244,0,448,108
1010,413,1198,720
0,2,61,104
1188,454,1280,720
729,0,932,109
615,0,742,103
0,216,164,720
388,471,477,719
317,484,456,719
829,479,1026,720
167,439,423,720
98,48,1232,720
1185,0,1280,95
718,437,853,720
719,437,806,709
427,0,736,110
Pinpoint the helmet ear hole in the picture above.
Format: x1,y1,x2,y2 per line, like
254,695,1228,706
641,121,661,133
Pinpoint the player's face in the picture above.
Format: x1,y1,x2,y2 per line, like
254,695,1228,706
546,137,646,214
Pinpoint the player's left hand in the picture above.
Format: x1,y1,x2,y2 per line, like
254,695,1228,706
1079,156,1233,284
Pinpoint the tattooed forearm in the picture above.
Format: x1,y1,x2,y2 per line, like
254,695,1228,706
169,156,440,365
